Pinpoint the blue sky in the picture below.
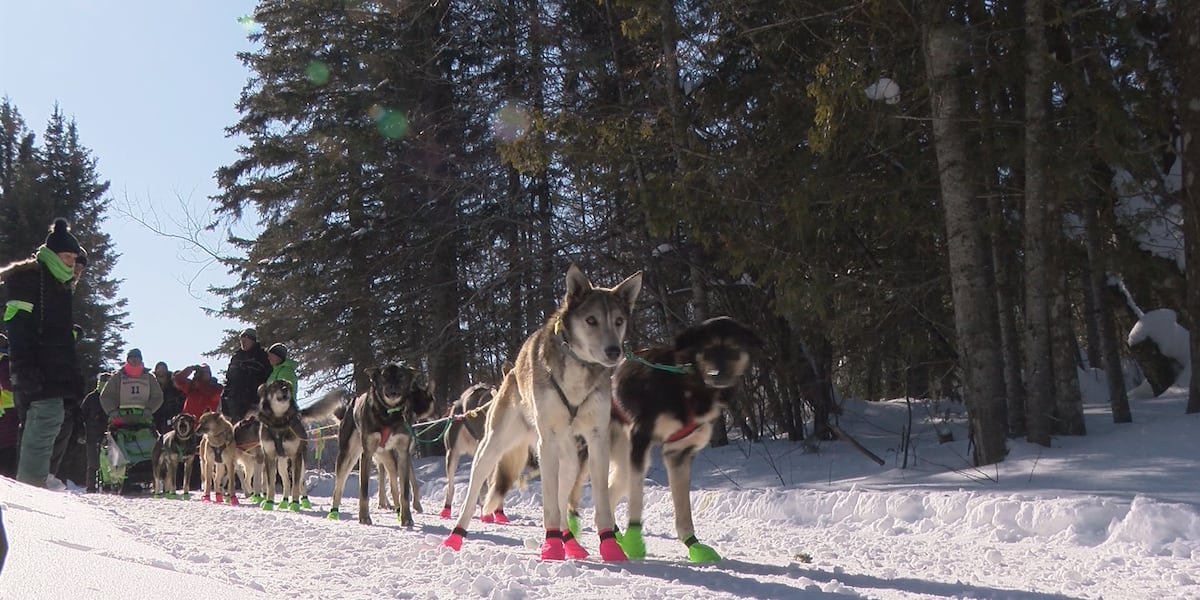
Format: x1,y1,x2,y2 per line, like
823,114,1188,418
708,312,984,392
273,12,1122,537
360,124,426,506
1,1,260,379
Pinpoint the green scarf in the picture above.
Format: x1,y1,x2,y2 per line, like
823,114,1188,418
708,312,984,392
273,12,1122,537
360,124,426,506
37,245,75,283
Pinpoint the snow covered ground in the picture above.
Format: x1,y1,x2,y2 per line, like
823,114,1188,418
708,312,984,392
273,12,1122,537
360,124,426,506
2,383,1198,600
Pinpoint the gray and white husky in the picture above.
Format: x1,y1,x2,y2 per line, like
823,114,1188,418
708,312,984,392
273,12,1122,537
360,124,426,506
442,263,642,562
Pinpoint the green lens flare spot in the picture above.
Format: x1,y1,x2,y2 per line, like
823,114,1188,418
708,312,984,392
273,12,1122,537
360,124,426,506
306,61,331,86
373,108,409,140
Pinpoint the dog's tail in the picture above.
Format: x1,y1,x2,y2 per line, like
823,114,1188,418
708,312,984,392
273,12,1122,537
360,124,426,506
302,388,352,421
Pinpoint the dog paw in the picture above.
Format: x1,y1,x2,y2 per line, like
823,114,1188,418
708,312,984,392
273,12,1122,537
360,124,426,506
567,510,581,539
492,509,509,524
480,512,494,523
616,525,645,560
359,515,373,526
563,535,589,560
442,532,464,551
687,542,721,563
539,537,565,561
439,506,452,519
288,500,301,512
599,529,629,562
200,494,211,503
229,495,240,506
300,496,312,509
261,500,275,511
215,493,224,504
326,508,340,520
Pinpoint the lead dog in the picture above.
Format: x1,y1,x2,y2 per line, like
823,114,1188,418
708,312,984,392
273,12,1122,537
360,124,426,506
609,316,762,563
232,415,265,501
196,411,236,504
327,364,426,526
442,263,642,561
257,379,342,511
374,383,435,513
150,413,198,498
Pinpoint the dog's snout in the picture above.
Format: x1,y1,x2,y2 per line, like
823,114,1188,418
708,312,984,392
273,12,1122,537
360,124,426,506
605,345,621,361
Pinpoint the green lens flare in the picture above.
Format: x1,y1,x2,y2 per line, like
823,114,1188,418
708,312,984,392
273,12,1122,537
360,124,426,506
306,61,331,86
373,108,409,140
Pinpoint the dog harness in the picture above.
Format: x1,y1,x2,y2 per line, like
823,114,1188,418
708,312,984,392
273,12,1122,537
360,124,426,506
610,397,699,443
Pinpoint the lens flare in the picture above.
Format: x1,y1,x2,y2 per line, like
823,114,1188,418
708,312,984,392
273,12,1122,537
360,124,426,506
369,105,409,140
492,103,531,142
306,61,331,86
237,15,262,35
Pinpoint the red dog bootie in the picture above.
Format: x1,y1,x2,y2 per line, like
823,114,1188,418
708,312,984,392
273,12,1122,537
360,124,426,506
439,505,452,519
442,527,467,551
598,529,628,562
229,495,240,506
214,493,224,504
540,530,565,560
563,530,589,560
492,508,509,524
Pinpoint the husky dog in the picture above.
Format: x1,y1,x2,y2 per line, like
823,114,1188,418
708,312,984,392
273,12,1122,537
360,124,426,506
442,263,642,562
150,413,199,498
197,411,236,504
256,379,341,511
609,316,762,563
327,364,426,526
439,383,496,518
375,384,435,513
232,415,265,501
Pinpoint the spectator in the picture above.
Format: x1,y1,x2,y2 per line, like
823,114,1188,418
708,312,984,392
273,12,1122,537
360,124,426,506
48,324,89,482
0,333,17,478
153,361,185,433
265,343,298,403
220,328,270,422
174,363,223,421
100,348,163,424
79,371,112,492
0,218,84,487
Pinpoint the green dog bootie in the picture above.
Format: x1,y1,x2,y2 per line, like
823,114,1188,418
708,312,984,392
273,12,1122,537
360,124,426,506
262,499,275,511
617,523,646,559
683,535,721,563
300,496,312,509
289,500,301,512
567,510,581,539
327,508,340,520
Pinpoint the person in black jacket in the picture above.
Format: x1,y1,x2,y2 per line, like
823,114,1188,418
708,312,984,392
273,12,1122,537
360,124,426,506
79,371,111,492
152,361,184,434
219,328,270,423
0,219,84,487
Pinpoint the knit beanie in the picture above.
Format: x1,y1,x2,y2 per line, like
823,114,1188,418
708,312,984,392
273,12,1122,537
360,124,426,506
44,218,84,255
268,343,288,361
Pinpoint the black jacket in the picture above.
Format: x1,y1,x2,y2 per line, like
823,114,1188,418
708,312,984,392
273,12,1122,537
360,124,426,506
220,344,271,421
0,257,78,403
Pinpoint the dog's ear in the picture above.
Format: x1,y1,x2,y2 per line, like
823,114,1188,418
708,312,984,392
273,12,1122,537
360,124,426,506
500,360,514,377
565,263,592,302
613,271,643,312
674,322,707,353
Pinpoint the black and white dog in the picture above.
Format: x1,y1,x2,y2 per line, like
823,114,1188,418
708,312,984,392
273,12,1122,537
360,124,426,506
327,364,427,526
256,380,341,511
150,413,199,498
609,316,763,563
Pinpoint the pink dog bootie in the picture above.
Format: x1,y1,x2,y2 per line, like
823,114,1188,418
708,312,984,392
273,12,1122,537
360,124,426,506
598,529,628,562
439,505,452,519
540,530,565,560
563,530,589,560
442,527,467,551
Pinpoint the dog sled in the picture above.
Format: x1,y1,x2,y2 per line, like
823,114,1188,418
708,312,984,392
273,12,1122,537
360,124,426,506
97,409,157,494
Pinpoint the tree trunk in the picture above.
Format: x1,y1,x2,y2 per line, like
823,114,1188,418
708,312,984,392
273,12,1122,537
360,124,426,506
923,16,1008,466
1049,268,1086,435
1022,0,1055,447
1176,1,1200,414
1085,201,1132,422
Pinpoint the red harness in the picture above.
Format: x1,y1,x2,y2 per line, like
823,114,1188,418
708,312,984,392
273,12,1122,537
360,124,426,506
611,399,699,443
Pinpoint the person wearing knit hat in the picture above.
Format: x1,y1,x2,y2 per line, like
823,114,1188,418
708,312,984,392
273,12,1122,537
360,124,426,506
265,343,299,404
0,218,83,487
219,327,271,422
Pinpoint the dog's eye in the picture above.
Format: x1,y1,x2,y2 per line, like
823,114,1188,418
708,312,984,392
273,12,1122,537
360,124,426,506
614,317,624,327
586,316,598,326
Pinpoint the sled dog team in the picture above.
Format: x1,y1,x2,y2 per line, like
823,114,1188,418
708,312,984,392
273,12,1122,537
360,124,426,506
155,264,761,564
